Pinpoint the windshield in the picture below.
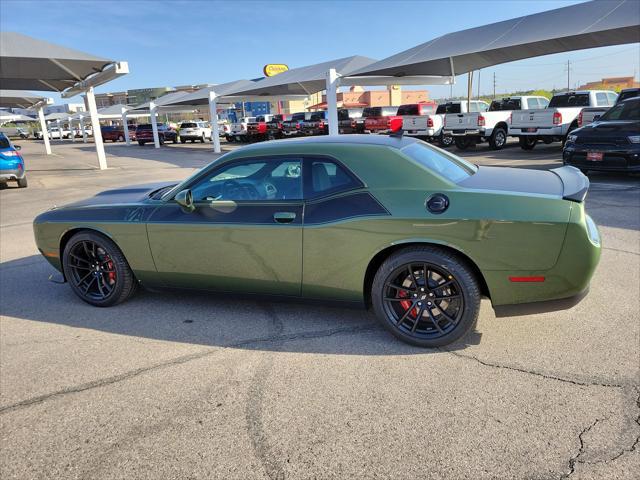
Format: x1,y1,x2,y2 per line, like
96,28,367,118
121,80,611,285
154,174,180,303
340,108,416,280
180,122,197,128
401,142,477,183
0,134,11,149
600,98,640,121
549,94,590,108
618,90,640,103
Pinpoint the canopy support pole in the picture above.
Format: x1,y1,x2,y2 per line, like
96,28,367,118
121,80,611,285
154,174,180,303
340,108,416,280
326,68,339,136
150,102,160,149
209,91,221,154
37,106,51,155
56,120,62,142
70,116,76,142
467,71,474,110
80,116,87,143
121,107,130,145
86,86,108,170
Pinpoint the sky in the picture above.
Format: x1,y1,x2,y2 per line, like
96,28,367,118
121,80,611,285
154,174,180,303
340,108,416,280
2,0,639,104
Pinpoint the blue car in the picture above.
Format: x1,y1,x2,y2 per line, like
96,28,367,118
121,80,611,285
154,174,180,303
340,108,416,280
0,132,27,188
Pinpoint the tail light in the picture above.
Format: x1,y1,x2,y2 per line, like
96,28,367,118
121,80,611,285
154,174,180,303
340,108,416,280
427,117,434,128
553,111,562,125
477,115,485,127
351,120,356,129
2,150,20,157
296,123,300,130
318,121,325,129
388,116,403,133
277,122,283,130
577,111,583,127
258,123,267,134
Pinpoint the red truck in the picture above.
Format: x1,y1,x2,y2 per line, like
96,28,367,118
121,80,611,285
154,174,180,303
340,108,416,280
246,114,290,142
363,106,400,134
101,125,137,142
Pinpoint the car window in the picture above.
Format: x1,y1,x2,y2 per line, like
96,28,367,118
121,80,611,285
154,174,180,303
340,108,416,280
595,92,609,107
538,97,549,109
401,142,477,183
607,92,618,104
304,158,362,200
436,103,460,114
600,98,639,121
549,94,590,107
190,158,302,202
527,98,539,109
397,105,419,116
0,133,11,149
181,122,197,128
617,90,639,102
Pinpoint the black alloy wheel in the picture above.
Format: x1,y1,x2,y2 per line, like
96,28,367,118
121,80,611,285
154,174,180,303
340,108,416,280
372,246,480,347
438,134,454,148
63,232,136,307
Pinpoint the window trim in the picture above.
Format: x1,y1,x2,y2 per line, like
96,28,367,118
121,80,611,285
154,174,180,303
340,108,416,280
302,154,365,202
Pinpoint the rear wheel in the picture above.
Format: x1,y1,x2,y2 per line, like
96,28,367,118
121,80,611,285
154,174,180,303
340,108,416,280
489,127,507,150
117,135,124,142
17,176,27,188
138,140,145,146
173,135,179,144
519,136,537,150
371,246,480,347
181,138,186,144
454,137,473,150
201,134,206,143
438,134,454,148
62,232,137,307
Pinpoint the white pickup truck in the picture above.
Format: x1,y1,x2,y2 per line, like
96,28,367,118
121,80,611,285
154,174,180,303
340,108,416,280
443,96,549,150
510,90,617,150
226,116,256,142
577,88,638,127
404,100,489,148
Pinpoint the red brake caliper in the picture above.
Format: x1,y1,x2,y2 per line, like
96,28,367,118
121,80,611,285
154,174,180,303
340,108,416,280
104,256,116,284
397,290,418,318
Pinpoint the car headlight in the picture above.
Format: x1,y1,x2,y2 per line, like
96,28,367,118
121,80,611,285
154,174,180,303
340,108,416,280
628,135,640,144
567,134,578,143
585,215,600,247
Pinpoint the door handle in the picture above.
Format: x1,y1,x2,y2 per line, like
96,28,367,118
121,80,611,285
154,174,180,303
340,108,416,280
273,212,296,223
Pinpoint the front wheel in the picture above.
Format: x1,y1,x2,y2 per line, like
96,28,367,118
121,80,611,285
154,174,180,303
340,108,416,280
371,246,480,347
489,127,507,150
62,232,137,307
518,136,537,150
138,140,145,146
17,176,27,188
118,135,124,142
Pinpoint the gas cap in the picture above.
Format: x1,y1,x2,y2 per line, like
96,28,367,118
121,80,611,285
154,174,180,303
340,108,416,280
426,194,449,214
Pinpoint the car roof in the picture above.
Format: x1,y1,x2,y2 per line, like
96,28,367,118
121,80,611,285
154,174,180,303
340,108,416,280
234,134,419,153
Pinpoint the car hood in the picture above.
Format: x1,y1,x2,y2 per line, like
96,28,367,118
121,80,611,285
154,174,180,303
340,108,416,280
62,182,176,208
578,120,640,135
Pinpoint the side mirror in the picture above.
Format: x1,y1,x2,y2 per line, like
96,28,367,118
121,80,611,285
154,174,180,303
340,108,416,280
14,145,21,150
175,189,195,213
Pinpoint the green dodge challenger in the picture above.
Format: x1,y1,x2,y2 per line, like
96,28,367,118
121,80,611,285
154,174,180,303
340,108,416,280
33,136,601,347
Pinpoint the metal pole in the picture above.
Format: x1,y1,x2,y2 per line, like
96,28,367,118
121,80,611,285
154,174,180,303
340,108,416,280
326,68,339,136
56,120,63,142
150,101,160,148
467,71,473,110
121,106,130,145
80,116,87,143
209,91,221,154
477,70,481,98
86,86,108,170
70,116,76,142
37,106,51,155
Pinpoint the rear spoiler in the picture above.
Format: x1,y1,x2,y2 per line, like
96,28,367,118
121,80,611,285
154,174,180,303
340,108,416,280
551,166,589,203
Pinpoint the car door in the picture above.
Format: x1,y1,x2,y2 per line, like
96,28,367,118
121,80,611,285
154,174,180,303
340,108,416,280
146,156,304,295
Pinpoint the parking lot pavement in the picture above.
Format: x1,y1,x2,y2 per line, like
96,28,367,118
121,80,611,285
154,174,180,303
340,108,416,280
1,139,638,479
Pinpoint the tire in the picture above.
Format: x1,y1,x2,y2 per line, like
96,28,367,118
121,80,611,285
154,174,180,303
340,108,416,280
118,135,124,142
225,135,233,143
201,135,205,143
138,140,145,146
438,134,454,148
173,135,179,144
62,231,137,307
489,127,507,150
180,138,186,144
454,137,473,150
190,139,194,143
542,137,554,145
518,136,537,150
371,246,481,348
17,176,27,188
563,124,578,147
159,136,165,145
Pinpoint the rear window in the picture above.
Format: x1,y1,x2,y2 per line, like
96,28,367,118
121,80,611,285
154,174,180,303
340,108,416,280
549,94,590,108
600,98,640,121
489,99,521,111
137,124,152,130
401,142,477,183
290,113,305,121
0,133,10,149
180,122,197,128
381,107,398,116
397,105,419,116
362,107,381,117
617,89,639,103
436,103,460,114
309,112,325,121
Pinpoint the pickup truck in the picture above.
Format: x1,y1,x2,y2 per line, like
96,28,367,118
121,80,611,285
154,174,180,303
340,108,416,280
300,111,328,136
444,96,548,150
337,108,364,134
577,88,639,127
510,90,617,150
246,114,286,142
281,112,319,137
36,126,71,139
179,121,211,143
363,106,400,134
407,101,489,147
226,117,256,142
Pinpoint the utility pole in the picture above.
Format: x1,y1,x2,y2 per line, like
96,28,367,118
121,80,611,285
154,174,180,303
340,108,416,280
493,72,496,99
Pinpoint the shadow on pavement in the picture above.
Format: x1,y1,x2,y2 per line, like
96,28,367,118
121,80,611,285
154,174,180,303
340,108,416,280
0,255,482,355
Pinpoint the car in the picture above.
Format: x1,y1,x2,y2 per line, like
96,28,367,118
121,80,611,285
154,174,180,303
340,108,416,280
563,96,640,173
179,121,211,143
135,123,178,146
37,126,71,140
300,111,328,136
444,96,549,150
33,135,601,348
363,106,400,134
246,114,287,142
281,112,317,137
227,116,256,142
337,108,364,134
0,132,27,188
73,126,93,138
101,125,136,142
510,90,617,149
578,88,639,127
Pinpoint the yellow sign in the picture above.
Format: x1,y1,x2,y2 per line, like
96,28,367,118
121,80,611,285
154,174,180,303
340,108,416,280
263,64,289,77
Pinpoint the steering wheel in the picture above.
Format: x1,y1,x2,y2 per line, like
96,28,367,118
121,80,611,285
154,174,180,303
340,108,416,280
221,180,260,200
263,182,278,200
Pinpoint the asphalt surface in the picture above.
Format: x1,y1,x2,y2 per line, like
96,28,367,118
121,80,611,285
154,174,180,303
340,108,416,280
1,138,638,479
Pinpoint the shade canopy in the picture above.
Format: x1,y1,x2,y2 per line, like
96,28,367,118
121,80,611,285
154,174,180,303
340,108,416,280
349,0,640,78
0,32,114,92
161,80,258,107
44,112,74,121
225,56,377,97
69,104,150,121
0,111,34,122
127,90,197,113
0,89,50,109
